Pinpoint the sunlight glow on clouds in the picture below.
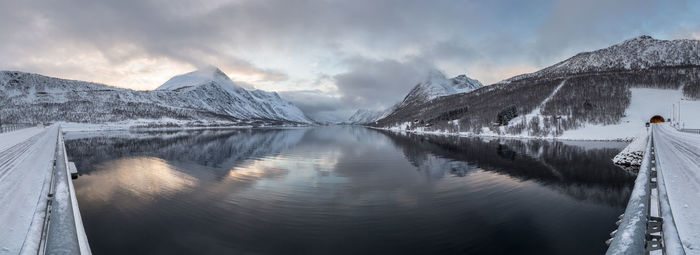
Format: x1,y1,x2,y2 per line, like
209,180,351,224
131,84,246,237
0,0,698,120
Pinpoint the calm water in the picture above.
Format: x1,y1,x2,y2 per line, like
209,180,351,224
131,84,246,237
66,126,634,255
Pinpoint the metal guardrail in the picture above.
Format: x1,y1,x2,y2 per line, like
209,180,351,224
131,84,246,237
37,145,58,255
607,125,686,254
606,129,653,254
0,123,38,133
37,127,92,255
679,128,700,134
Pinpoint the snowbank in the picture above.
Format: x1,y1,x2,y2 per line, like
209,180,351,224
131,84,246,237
612,128,649,166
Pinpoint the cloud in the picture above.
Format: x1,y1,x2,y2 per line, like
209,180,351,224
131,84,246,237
0,0,698,120
279,90,348,122
334,56,434,110
533,0,693,64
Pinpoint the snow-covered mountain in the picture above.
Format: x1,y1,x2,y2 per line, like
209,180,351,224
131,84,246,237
398,70,483,108
156,67,311,123
347,109,384,124
504,35,700,83
158,66,235,91
0,67,312,127
347,103,398,124
346,70,481,125
374,36,700,139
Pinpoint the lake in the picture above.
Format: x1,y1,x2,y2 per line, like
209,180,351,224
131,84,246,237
66,126,634,255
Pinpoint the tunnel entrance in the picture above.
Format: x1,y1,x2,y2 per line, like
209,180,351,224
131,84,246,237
650,115,665,123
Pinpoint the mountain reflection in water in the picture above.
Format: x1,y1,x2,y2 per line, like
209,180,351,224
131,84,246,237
66,126,634,255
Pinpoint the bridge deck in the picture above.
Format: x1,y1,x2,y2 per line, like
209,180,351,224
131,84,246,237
0,126,90,254
654,123,700,253
0,126,57,253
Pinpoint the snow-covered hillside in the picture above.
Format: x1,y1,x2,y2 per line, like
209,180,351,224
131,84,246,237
561,87,700,139
347,103,398,124
504,36,700,83
156,67,311,123
0,68,312,127
158,66,236,91
346,70,481,125
398,70,483,108
373,36,700,140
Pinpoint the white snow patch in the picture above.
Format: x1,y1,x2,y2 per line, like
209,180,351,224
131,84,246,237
612,128,649,166
561,87,696,140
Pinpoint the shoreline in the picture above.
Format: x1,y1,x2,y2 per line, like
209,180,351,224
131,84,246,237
366,126,636,142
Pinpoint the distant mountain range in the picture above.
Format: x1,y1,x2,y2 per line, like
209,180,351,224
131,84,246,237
0,66,312,127
346,104,398,125
2,35,699,137
346,70,483,124
370,36,700,139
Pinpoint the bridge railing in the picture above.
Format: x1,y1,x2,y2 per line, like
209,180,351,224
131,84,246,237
606,129,653,254
0,123,38,133
41,127,92,255
679,128,700,134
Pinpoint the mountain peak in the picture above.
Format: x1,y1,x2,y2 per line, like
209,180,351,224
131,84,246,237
629,35,654,41
615,35,657,46
426,69,447,81
196,65,229,78
157,66,239,91
504,36,700,83
398,70,483,108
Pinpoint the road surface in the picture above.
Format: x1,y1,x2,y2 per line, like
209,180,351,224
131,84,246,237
0,126,57,254
654,123,700,253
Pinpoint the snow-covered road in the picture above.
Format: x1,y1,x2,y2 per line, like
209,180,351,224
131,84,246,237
0,126,57,254
654,123,700,254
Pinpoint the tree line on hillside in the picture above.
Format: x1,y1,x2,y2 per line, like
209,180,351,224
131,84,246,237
373,67,700,136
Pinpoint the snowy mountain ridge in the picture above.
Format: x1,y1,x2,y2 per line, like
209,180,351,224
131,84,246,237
503,35,700,83
373,36,700,140
157,66,240,91
156,67,311,123
398,70,483,109
347,103,399,124
0,68,312,125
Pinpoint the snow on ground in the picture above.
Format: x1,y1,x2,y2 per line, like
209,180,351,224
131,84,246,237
0,126,57,254
505,80,567,137
0,127,45,152
674,99,700,129
612,128,649,166
560,87,698,139
384,87,700,141
653,123,700,253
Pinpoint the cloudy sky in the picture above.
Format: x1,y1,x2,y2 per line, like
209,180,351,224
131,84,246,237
1,0,699,121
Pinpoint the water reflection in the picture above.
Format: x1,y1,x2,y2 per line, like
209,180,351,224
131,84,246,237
67,127,634,255
378,131,634,206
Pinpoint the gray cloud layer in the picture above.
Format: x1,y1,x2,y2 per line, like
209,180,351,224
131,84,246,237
1,0,698,121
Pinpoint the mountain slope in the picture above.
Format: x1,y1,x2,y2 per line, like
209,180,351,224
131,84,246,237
374,36,700,139
0,68,312,126
347,103,398,124
504,35,700,83
347,70,481,125
158,66,239,91
156,67,311,123
398,70,483,108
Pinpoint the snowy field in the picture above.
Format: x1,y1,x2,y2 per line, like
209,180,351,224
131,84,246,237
563,88,700,140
